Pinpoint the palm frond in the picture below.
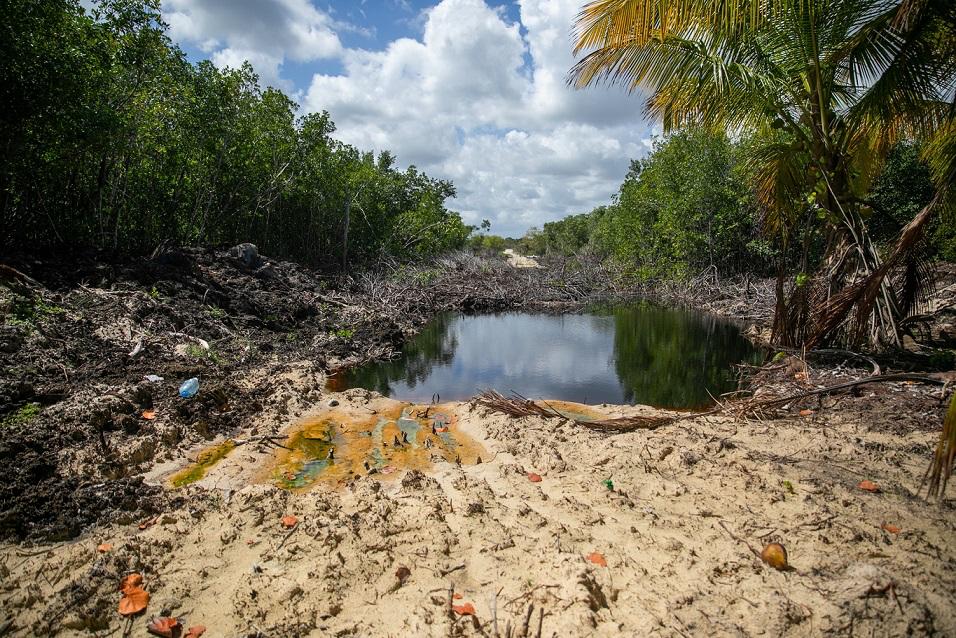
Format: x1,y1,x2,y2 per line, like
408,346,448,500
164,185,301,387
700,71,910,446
742,138,806,231
894,240,934,318
923,390,956,500
570,0,803,88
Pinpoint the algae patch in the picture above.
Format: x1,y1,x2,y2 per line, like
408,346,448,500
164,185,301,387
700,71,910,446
273,403,486,490
170,439,237,487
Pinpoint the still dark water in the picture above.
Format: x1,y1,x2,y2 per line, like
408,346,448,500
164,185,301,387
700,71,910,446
331,303,764,409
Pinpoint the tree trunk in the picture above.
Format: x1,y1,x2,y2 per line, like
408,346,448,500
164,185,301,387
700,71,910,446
341,196,351,271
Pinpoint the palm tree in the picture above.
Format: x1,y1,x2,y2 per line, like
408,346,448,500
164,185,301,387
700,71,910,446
570,0,955,349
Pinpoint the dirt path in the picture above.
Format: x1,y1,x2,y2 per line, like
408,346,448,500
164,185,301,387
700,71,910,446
2,380,953,637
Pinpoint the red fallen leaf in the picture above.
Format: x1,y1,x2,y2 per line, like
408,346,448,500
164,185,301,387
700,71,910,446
435,426,449,433
97,543,113,553
881,523,901,534
147,616,181,638
858,480,881,493
118,587,149,616
139,515,159,530
798,409,814,416
184,626,206,638
142,409,157,420
453,593,463,600
281,515,298,529
527,472,542,483
452,602,476,616
120,573,143,594
587,552,608,567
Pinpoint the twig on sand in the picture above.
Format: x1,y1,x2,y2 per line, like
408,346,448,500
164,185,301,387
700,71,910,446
233,435,291,450
520,603,534,638
439,563,465,577
718,521,761,559
447,582,455,624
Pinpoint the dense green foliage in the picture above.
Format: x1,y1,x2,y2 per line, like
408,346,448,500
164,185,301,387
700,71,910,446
0,0,469,268
570,0,955,349
867,142,954,260
594,131,768,277
525,129,951,285
523,130,772,278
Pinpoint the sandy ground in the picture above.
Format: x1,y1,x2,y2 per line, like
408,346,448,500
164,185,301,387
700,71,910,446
503,249,541,269
2,378,954,637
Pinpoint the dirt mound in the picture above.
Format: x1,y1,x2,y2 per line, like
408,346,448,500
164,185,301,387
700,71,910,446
0,247,379,540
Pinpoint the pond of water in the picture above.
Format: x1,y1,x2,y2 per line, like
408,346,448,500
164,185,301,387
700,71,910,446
329,302,764,409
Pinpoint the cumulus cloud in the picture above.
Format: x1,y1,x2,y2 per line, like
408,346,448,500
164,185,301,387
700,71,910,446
163,0,342,90
302,0,653,236
162,0,654,236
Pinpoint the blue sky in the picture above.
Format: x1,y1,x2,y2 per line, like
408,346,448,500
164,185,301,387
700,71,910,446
161,0,656,237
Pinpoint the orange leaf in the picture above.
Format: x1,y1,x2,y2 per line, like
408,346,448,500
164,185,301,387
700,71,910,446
452,602,476,616
587,552,607,567
184,626,206,638
142,410,157,420
858,480,881,493
453,593,463,600
118,587,149,616
799,409,814,416
97,543,113,553
147,616,181,638
120,573,143,594
527,472,542,483
281,515,298,529
435,426,449,433
881,523,901,534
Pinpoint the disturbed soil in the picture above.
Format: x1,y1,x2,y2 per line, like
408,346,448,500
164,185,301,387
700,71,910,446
0,247,600,542
0,247,954,637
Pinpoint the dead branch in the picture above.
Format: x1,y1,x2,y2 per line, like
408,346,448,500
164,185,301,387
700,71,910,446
475,373,946,433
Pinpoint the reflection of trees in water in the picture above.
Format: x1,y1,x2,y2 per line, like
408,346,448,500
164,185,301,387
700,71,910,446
343,313,458,396
610,302,760,408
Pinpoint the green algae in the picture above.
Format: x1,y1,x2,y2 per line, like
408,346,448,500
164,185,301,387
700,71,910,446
170,439,237,487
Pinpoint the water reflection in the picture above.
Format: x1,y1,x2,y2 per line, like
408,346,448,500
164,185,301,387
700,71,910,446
332,303,763,409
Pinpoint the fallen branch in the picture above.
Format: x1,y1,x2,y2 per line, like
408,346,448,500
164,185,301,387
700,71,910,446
474,390,672,432
475,373,946,433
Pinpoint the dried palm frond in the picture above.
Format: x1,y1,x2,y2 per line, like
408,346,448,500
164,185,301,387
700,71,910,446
922,391,956,500
474,390,673,432
476,373,946,435
806,192,945,349
894,241,934,319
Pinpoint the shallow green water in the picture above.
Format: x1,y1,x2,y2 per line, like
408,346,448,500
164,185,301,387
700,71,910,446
331,302,764,409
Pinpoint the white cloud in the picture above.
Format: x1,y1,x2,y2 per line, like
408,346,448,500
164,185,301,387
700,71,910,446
303,0,653,236
163,0,342,90
162,0,654,237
